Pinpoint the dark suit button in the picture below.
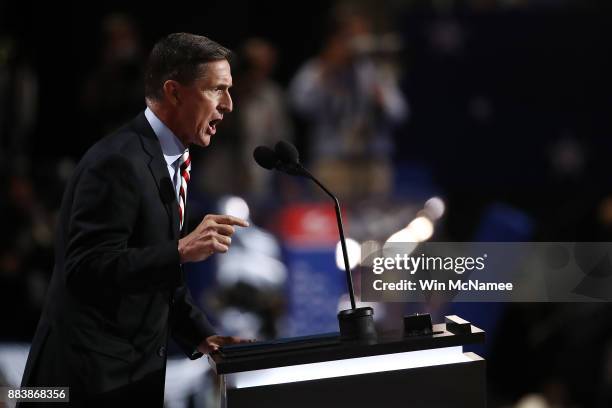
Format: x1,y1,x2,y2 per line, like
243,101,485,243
158,346,166,358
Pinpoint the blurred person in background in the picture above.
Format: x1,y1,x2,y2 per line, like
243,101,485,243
234,38,294,205
289,5,408,202
0,34,67,344
0,35,38,159
19,33,251,407
79,14,145,154
0,170,54,341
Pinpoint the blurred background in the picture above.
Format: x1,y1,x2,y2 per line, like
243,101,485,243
1,0,612,407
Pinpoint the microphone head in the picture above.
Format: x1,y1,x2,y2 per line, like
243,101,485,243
253,146,279,170
274,141,300,165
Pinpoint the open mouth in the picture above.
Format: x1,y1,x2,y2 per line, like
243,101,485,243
208,119,222,134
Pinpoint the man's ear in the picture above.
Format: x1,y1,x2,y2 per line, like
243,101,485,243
162,80,181,106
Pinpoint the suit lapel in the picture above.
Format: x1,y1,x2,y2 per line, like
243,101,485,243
133,112,181,240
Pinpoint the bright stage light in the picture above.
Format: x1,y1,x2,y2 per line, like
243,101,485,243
336,238,362,270
222,196,250,220
386,228,416,243
406,216,434,242
424,196,445,220
384,229,418,258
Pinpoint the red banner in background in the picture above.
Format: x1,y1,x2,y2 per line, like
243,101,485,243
276,203,346,249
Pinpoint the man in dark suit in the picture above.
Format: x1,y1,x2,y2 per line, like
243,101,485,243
20,33,250,407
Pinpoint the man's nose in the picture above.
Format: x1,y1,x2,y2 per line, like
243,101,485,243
219,92,233,113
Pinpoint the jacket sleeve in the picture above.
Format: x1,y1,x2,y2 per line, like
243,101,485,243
171,276,216,359
64,153,181,291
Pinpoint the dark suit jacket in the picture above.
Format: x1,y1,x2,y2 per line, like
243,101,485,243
19,112,216,407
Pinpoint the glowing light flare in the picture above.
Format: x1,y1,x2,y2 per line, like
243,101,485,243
387,228,417,243
424,196,446,220
336,238,362,271
222,196,250,220
406,216,434,242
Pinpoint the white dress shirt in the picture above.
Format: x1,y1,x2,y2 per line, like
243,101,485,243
144,107,187,202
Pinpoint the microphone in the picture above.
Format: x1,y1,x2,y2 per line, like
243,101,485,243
254,142,376,341
253,144,307,177
274,140,300,165
253,146,278,170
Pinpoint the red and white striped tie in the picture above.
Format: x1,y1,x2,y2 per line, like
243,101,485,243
178,149,191,231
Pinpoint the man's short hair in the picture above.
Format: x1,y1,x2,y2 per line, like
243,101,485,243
144,33,232,100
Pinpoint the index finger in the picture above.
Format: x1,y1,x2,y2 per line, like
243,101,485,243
215,215,249,227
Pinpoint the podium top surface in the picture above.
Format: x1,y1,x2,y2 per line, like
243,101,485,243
208,323,484,375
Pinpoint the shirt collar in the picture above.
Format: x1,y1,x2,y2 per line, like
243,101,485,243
144,107,186,167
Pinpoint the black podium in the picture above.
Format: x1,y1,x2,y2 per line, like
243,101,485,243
208,316,486,408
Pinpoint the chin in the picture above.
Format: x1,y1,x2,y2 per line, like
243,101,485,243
199,135,212,147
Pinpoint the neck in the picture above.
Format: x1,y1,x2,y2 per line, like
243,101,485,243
146,100,189,147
